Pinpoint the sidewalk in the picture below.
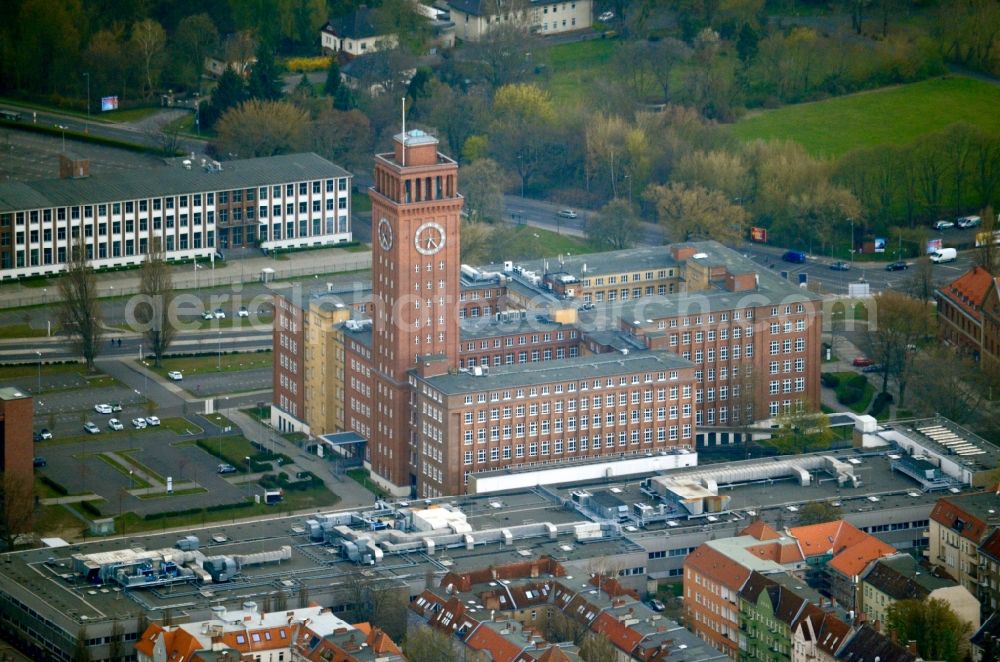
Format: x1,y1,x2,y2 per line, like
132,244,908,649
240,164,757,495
0,245,372,309
225,409,378,509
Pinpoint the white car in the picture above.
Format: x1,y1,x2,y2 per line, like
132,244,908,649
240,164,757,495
957,215,982,229
167,371,183,381
933,219,955,231
557,209,578,219
145,416,161,426
238,306,250,318
83,422,100,434
131,418,147,429
108,418,124,431
598,10,614,21
203,311,214,320
94,403,113,414
213,308,226,319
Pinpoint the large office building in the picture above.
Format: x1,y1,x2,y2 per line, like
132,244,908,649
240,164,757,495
0,386,32,480
0,152,352,280
273,133,824,498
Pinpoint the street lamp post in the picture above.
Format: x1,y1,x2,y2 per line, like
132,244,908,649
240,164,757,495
83,72,90,134
244,456,252,501
35,351,41,394
848,218,855,265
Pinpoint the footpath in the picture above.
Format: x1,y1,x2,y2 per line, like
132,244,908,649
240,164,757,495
0,245,372,309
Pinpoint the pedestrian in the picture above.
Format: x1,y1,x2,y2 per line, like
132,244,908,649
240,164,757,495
117,338,122,347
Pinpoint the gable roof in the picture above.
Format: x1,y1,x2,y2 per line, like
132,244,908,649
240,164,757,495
794,604,852,655
971,612,1000,651
826,536,896,579
930,493,995,544
135,624,203,661
684,544,752,590
979,528,1000,563
837,624,916,662
861,555,954,600
789,520,869,559
322,7,386,40
937,265,995,320
741,520,782,541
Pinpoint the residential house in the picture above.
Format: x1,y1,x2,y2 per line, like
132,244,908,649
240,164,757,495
983,274,1000,371
929,491,1000,599
859,553,980,633
934,265,998,362
971,612,1000,662
835,624,916,662
135,603,403,662
447,0,593,42
788,520,896,611
321,7,397,57
978,528,1000,615
791,607,851,662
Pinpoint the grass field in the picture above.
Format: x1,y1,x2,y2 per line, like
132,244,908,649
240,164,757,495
539,38,620,108
732,76,1000,157
506,223,597,257
150,351,272,377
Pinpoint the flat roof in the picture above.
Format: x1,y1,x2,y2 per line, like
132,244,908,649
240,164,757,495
0,386,29,400
0,153,350,213
417,350,694,395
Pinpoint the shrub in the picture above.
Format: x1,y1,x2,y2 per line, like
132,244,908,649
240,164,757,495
847,374,868,389
837,385,863,405
285,56,333,72
821,372,839,388
870,392,894,418
40,476,68,496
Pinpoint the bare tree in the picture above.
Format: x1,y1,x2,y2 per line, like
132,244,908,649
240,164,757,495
910,347,1000,430
58,236,103,371
134,240,176,368
343,571,408,642
579,633,616,662
0,471,36,550
129,19,166,99
467,4,536,89
585,199,641,249
402,625,458,662
976,206,998,273
862,290,935,405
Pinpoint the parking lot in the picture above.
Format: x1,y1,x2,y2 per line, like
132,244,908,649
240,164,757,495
0,128,162,182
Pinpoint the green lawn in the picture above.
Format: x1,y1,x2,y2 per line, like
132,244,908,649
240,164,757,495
346,468,388,499
831,371,876,414
148,351,272,377
732,76,1000,157
539,38,620,108
508,223,597,257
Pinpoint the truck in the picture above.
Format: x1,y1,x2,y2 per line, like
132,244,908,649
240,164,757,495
929,247,957,263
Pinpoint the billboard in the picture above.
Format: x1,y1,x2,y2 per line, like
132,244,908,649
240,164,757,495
926,238,943,254
976,230,1000,247
750,226,767,243
101,96,119,112
874,237,886,253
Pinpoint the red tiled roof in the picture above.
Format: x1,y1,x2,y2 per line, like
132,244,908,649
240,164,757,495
745,540,804,564
353,622,403,655
827,536,896,578
980,528,1000,562
788,520,868,559
741,520,781,540
134,624,202,661
930,497,990,544
939,266,995,320
684,544,752,589
465,624,532,662
592,612,644,655
536,644,574,662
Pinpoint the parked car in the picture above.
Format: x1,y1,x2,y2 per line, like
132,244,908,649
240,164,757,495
829,261,850,271
213,308,226,319
111,403,123,412
933,219,955,231
93,403,113,414
32,456,46,468
108,418,124,431
598,11,615,21
647,598,665,612
217,463,237,474
167,371,183,381
885,261,908,271
38,428,52,440
131,418,147,429
557,209,578,219
852,356,875,367
83,422,101,434
782,250,807,264
238,306,250,318
957,215,982,229
202,311,214,320
145,416,160,426
861,364,882,373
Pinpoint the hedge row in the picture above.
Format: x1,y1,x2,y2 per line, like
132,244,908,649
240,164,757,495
870,392,893,418
142,500,254,521
40,476,68,496
259,472,323,492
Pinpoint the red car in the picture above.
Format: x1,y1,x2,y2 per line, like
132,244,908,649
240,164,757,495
852,356,875,367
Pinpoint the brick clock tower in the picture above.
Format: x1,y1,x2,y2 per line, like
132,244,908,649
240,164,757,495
368,129,463,494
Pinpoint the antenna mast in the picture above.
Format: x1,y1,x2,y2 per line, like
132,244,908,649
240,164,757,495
401,97,407,167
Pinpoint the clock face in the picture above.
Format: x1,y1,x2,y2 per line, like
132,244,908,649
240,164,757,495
414,222,445,255
377,217,393,251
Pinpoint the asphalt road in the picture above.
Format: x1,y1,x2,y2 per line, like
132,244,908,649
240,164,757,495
0,103,207,156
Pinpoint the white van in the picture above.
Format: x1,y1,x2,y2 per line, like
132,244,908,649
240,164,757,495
930,247,957,263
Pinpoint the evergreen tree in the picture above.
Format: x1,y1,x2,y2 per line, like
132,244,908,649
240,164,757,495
324,58,341,97
204,68,246,128
247,43,284,101
736,23,759,65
